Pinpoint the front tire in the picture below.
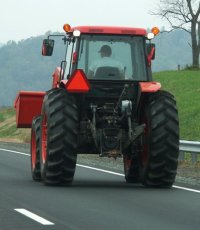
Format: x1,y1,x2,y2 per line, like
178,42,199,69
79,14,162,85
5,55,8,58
40,88,78,185
31,116,42,181
139,91,179,188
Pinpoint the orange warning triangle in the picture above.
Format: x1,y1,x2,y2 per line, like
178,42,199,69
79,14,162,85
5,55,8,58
66,70,90,93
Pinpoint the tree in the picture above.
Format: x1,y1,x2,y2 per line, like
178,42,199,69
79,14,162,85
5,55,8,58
152,0,200,68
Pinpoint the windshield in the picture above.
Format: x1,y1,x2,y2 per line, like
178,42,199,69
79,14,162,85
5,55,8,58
77,34,147,81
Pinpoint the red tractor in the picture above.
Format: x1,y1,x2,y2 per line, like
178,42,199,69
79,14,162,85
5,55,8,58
14,24,179,187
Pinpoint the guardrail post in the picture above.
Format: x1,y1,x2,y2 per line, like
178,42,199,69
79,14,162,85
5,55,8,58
191,153,197,164
179,151,185,162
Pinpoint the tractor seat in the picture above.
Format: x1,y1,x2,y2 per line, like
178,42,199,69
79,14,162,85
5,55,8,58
94,67,123,80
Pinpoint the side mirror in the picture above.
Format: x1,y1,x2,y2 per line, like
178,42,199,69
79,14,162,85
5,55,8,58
42,39,54,56
146,43,155,60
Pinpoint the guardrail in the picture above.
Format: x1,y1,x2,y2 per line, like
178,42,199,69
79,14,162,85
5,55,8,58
179,140,200,164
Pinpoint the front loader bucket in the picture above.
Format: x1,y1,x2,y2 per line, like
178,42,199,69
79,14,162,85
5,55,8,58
14,91,45,128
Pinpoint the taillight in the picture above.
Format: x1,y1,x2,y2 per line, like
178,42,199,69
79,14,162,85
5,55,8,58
66,69,90,93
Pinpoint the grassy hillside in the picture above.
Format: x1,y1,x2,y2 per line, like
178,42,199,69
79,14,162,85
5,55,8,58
0,70,200,142
0,107,30,143
153,70,200,141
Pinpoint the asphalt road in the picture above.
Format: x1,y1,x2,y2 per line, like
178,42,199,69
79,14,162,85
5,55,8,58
0,145,200,230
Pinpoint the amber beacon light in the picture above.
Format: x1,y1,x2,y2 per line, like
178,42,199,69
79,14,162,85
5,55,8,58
147,27,160,40
63,24,71,32
151,27,160,36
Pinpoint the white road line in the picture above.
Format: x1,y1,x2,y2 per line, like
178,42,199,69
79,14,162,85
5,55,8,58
77,164,200,194
173,185,200,194
0,148,30,156
77,164,124,176
1,147,200,194
14,209,54,225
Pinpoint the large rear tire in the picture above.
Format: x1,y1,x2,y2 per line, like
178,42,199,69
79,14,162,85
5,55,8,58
40,88,78,185
139,91,179,188
31,116,42,181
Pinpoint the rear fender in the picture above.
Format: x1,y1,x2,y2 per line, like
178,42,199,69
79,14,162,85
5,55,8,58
139,82,161,93
14,91,45,128
136,82,162,118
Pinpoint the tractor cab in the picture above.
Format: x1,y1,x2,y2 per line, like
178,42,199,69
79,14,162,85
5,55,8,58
42,24,159,85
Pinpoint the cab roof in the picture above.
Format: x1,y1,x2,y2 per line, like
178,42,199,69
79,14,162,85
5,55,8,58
70,26,147,36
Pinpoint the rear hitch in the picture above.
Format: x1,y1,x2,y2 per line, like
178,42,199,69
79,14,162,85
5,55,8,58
123,124,146,150
99,129,122,159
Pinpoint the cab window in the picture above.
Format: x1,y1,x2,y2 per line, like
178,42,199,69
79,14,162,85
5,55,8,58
77,35,147,81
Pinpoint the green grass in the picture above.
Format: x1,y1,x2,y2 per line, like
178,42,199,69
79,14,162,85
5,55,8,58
0,107,30,142
0,107,15,122
153,70,200,141
0,70,200,142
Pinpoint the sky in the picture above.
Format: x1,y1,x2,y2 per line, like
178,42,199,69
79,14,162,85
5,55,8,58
0,0,167,44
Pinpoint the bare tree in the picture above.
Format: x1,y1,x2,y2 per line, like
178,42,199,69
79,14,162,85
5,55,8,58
152,0,200,68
